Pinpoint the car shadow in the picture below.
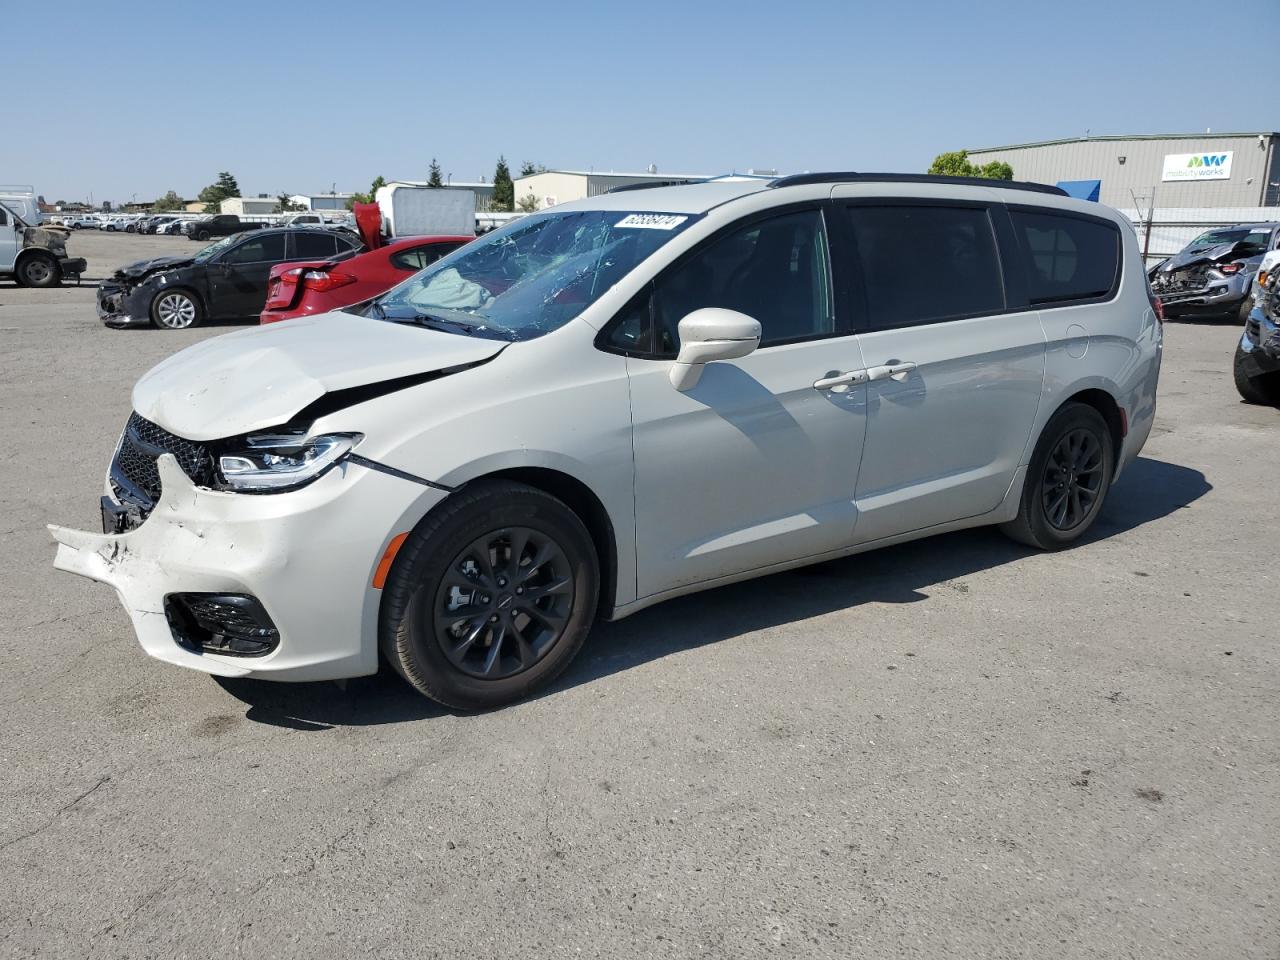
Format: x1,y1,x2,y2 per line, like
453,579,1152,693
217,455,1210,730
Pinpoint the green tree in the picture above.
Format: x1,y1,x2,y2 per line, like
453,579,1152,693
427,159,443,188
491,156,514,212
927,150,1013,181
274,193,306,213
153,190,184,212
519,161,546,177
197,171,241,213
516,191,540,213
346,175,387,209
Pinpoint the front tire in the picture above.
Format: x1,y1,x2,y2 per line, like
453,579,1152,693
150,289,202,329
1001,402,1115,550
15,253,60,288
1234,342,1280,405
380,481,599,710
194,230,210,241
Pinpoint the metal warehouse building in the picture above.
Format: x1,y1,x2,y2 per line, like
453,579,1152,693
966,132,1280,208
512,170,713,211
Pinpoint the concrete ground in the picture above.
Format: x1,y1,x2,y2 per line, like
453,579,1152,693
1,230,1276,959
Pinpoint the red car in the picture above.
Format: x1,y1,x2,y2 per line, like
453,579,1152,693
259,235,471,323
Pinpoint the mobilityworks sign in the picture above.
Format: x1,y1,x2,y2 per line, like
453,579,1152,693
1162,151,1233,182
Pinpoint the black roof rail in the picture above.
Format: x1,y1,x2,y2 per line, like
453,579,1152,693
768,172,1068,197
605,178,702,194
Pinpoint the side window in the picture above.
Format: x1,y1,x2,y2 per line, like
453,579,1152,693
0,207,7,226
651,208,833,355
222,233,287,265
845,205,1004,329
291,232,338,260
1011,210,1119,305
390,242,463,272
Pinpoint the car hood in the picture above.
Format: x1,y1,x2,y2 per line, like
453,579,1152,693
1157,241,1259,273
133,311,508,441
114,255,196,280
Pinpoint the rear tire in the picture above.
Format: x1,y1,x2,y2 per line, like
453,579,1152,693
1001,402,1115,550
379,480,599,710
1234,342,1280,405
15,253,60,288
1235,296,1254,326
195,230,210,241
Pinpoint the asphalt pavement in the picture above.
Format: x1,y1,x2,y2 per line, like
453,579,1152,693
0,229,1276,958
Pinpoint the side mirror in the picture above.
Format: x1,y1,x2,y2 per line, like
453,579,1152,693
669,308,761,391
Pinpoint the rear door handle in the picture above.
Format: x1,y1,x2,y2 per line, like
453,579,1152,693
813,370,868,390
866,361,917,382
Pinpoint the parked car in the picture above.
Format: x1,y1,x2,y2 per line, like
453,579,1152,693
96,228,362,329
68,215,102,229
52,174,1161,710
260,234,471,323
184,214,264,241
156,218,193,235
1234,249,1280,405
1149,223,1280,322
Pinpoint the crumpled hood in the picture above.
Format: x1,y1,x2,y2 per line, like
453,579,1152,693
115,255,195,280
133,311,507,441
1158,241,1250,273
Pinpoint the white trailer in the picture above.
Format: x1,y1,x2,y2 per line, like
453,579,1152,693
373,183,476,237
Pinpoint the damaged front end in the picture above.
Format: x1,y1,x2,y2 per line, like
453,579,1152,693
23,224,86,281
1149,240,1257,314
97,256,194,327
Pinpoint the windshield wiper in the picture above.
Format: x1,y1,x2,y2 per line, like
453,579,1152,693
381,309,517,341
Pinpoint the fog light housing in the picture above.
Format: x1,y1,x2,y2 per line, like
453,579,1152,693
165,593,280,657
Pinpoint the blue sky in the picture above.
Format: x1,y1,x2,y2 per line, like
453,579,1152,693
8,0,1275,204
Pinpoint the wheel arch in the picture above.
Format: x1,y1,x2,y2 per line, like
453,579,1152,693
1057,387,1125,473
150,283,207,316
477,466,618,618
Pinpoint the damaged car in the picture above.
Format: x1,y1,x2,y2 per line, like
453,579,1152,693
1149,223,1280,322
1234,249,1280,405
50,174,1162,710
0,202,86,287
97,227,362,329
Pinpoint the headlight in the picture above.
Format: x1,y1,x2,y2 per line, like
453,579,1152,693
217,432,362,492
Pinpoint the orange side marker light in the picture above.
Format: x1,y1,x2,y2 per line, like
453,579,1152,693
372,532,410,589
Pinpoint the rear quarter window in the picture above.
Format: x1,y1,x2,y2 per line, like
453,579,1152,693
1011,210,1120,305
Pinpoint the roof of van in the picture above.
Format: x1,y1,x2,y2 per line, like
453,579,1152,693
549,173,1076,216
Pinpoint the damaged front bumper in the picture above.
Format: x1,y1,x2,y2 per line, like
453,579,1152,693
96,279,153,328
49,452,447,682
1151,270,1249,313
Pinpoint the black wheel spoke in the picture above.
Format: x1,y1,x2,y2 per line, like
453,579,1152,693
1040,426,1108,531
433,525,574,681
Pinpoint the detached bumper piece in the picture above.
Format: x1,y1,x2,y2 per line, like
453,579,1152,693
165,593,280,657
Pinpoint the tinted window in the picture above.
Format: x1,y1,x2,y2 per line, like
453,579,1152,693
846,205,1004,328
652,209,833,354
221,233,286,264
0,207,7,226
1012,211,1119,305
390,242,464,272
292,232,338,259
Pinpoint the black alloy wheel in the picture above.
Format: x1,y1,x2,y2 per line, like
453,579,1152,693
1001,401,1115,550
379,480,599,710
431,526,574,680
1040,429,1105,531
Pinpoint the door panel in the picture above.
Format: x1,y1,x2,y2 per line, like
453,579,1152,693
851,313,1044,542
0,208,17,271
629,338,868,598
210,233,287,317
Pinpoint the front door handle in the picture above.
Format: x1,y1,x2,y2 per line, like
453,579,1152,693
813,369,868,391
866,361,917,382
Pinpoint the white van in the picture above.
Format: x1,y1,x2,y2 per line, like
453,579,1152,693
51,173,1162,709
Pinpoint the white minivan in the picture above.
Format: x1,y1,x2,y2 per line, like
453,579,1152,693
51,174,1162,709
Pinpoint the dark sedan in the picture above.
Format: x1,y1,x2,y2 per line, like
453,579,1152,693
96,228,363,330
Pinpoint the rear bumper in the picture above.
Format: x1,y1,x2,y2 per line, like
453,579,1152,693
49,453,447,682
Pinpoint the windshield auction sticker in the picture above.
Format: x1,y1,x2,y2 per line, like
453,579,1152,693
615,214,689,230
